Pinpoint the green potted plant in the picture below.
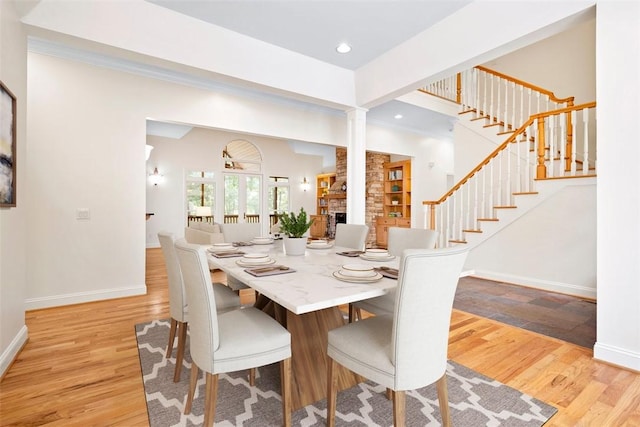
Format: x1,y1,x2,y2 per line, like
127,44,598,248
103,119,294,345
278,208,314,255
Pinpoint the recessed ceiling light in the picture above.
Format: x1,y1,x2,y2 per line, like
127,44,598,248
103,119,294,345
394,114,403,119
336,43,351,54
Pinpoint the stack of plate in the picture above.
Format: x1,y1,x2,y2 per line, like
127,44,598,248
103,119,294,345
333,263,382,283
306,239,334,249
236,252,275,267
359,248,395,261
251,236,274,245
207,243,237,254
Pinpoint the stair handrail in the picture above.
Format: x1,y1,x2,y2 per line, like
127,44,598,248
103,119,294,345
474,66,575,106
423,101,597,230
419,66,575,108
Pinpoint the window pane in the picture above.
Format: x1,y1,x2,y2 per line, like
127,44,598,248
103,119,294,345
224,175,239,215
187,182,214,216
245,176,261,215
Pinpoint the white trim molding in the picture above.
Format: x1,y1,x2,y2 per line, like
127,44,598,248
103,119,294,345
24,286,147,311
471,269,597,300
594,342,640,372
0,325,28,378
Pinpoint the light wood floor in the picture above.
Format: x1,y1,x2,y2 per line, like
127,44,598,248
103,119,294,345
1,248,639,426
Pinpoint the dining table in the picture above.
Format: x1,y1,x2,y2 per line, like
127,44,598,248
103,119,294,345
207,239,400,410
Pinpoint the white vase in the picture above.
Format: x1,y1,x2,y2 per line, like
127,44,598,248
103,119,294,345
283,236,307,256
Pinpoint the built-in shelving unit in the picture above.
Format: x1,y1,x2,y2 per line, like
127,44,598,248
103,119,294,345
311,173,336,238
376,160,411,247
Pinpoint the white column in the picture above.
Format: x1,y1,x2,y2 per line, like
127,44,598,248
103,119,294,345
346,107,367,224
594,0,640,371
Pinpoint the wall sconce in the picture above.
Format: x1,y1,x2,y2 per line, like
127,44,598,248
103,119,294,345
145,144,154,161
301,177,310,192
149,167,163,186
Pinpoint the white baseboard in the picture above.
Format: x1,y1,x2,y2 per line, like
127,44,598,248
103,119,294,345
24,285,147,310
1,325,28,378
471,269,597,300
594,342,640,372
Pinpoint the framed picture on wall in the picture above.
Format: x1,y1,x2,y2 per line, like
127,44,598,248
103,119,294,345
0,80,16,207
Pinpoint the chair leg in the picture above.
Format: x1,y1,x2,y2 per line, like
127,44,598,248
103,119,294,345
436,374,451,427
184,362,199,414
280,358,292,427
326,357,338,427
249,368,256,386
173,321,188,382
203,372,219,427
166,318,178,357
392,389,406,427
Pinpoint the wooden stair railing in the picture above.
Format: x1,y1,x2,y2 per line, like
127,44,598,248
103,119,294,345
423,102,596,248
420,66,575,133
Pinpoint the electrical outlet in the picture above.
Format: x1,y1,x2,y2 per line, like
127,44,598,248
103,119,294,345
76,208,90,220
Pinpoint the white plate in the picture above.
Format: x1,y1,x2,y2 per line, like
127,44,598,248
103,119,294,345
359,254,396,262
341,263,376,277
364,249,389,256
332,271,383,283
306,242,334,249
236,258,276,267
338,269,378,278
243,253,270,259
251,239,274,245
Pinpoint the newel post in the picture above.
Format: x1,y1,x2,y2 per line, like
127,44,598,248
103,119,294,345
536,117,547,179
456,73,462,104
426,202,437,230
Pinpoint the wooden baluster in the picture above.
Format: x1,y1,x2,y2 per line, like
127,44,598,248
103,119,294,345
565,100,574,172
536,117,547,179
571,110,578,175
427,202,436,230
549,114,556,177
559,112,566,177
582,108,590,174
495,76,501,125
456,72,462,104
512,81,516,131
526,123,533,192
489,74,494,122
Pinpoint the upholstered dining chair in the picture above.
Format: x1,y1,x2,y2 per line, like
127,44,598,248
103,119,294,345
327,246,468,427
220,222,262,244
350,228,439,321
157,232,241,382
174,239,292,427
218,223,262,291
334,223,369,251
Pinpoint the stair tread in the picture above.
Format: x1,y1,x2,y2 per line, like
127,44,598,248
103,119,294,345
494,205,517,209
513,191,539,195
477,218,499,221
463,229,483,233
448,239,467,244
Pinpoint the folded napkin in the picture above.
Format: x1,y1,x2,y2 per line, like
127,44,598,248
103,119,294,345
211,251,245,258
233,241,254,247
374,267,399,279
245,266,296,277
337,251,365,257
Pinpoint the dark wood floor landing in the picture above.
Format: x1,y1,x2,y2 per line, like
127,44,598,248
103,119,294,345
454,276,596,348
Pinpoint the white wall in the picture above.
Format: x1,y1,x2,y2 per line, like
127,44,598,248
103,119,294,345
0,0,28,377
484,18,596,104
25,52,453,309
466,184,597,298
594,1,640,371
145,128,322,247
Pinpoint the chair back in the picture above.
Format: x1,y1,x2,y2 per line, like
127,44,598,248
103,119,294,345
158,231,187,322
391,246,468,390
174,239,220,373
220,222,261,243
334,223,368,251
387,228,438,257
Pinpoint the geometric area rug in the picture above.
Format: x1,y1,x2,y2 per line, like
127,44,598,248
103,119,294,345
136,319,557,426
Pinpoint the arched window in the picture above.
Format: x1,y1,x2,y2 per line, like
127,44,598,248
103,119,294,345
222,139,261,172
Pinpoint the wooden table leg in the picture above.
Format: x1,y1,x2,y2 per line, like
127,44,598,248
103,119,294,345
284,307,362,410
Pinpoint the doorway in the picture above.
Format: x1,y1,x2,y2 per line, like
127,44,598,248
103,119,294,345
223,173,262,224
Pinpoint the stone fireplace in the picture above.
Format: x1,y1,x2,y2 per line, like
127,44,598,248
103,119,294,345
328,147,389,246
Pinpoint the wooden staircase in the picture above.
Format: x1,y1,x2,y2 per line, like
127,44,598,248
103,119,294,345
420,66,597,248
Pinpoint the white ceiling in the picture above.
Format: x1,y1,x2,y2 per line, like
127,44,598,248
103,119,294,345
140,1,467,139
147,0,471,71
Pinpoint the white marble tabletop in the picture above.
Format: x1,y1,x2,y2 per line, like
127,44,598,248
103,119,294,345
207,241,399,315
